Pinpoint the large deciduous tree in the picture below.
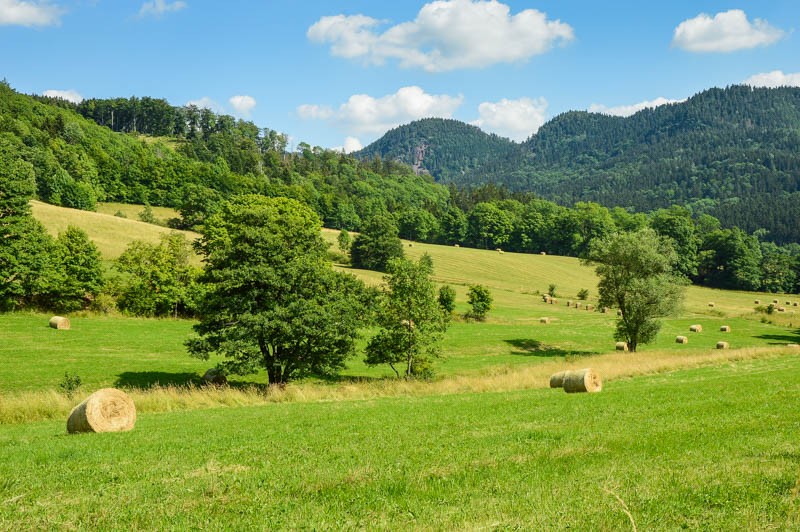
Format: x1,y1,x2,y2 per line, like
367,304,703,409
350,214,404,272
585,228,685,352
365,257,448,378
188,195,368,384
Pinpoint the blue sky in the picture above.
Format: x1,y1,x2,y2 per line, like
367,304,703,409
2,0,798,150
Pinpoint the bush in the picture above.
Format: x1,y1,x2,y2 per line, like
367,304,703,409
58,372,82,398
577,288,590,300
438,285,456,317
548,284,557,297
467,284,493,321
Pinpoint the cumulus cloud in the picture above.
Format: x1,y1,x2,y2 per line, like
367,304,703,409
42,89,83,104
470,97,548,141
138,0,186,18
743,70,800,88
299,86,463,137
332,136,364,154
0,0,64,27
308,0,574,72
186,96,222,112
672,9,784,52
588,97,685,117
229,95,256,117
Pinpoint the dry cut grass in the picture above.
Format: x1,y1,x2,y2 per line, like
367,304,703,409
3,345,794,425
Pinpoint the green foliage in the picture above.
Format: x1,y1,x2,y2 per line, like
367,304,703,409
548,284,557,297
437,285,456,322
365,257,448,378
188,196,368,384
53,226,104,311
350,215,404,272
577,288,589,300
115,233,198,317
586,228,685,352
466,284,493,321
336,229,351,254
57,372,82,398
138,204,158,224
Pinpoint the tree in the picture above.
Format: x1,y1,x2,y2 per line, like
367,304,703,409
337,229,351,254
467,284,493,321
350,214,404,272
437,285,456,321
188,195,368,384
585,228,685,352
650,206,700,278
53,226,104,311
365,257,448,378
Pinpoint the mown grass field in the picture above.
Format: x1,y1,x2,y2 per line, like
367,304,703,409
1,201,798,527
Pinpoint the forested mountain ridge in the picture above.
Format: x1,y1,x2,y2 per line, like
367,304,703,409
355,118,519,180
359,86,800,243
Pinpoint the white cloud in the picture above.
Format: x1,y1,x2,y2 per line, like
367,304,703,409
229,95,256,117
335,137,363,153
42,89,83,103
186,96,222,112
470,97,548,141
0,0,64,27
299,86,463,137
672,9,785,53
588,97,685,117
138,0,186,18
743,70,800,88
308,0,574,72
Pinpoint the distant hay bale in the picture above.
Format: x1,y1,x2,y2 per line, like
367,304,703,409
615,342,628,352
794,303,798,307
708,302,715,308
566,300,572,306
787,301,792,306
203,368,227,386
616,309,623,316
585,304,594,311
675,336,688,344
454,244,460,248
49,316,70,330
562,368,602,393
720,325,731,332
574,302,581,308
67,388,136,434
754,300,761,305
540,252,546,256
550,298,557,304
601,307,610,314
778,307,786,312
542,295,551,303
689,324,703,333
773,299,779,304
716,341,729,349
540,317,550,324
786,344,800,349
549,371,567,388
496,248,503,253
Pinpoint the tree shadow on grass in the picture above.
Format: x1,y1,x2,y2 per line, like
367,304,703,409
504,338,599,358
115,371,201,389
754,331,800,345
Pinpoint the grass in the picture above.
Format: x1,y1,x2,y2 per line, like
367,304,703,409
2,356,800,528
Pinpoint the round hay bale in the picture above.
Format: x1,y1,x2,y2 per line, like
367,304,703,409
754,300,761,305
778,307,786,312
454,244,460,248
787,301,792,306
549,371,567,388
49,316,71,330
585,304,594,311
675,335,688,344
689,324,702,333
601,307,610,314
720,325,731,332
786,344,800,349
773,299,779,304
615,341,628,352
539,317,550,324
550,298,557,304
203,368,228,386
566,300,572,307
542,295,551,303
574,302,581,309
794,302,798,307
716,341,729,349
708,302,715,308
540,251,546,256
562,368,602,393
67,388,136,434
616,309,623,316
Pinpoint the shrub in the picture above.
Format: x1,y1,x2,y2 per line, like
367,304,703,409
467,284,493,321
548,284,557,297
577,288,590,300
58,372,82,399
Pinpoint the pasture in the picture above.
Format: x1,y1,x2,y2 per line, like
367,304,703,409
1,202,798,527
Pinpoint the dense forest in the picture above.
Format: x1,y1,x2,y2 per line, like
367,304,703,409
2,80,800,307
359,86,800,244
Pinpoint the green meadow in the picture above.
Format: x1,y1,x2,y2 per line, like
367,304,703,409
1,203,799,528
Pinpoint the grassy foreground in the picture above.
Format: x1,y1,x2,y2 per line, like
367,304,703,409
2,356,800,529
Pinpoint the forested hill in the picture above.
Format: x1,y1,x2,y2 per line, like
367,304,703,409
355,118,519,180
360,86,800,244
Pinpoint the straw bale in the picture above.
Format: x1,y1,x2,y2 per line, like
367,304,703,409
716,341,729,349
601,307,610,314
689,324,702,333
754,300,761,305
549,371,567,388
540,252,546,255
566,300,572,307
67,388,136,434
550,298,557,304
562,368,602,393
616,309,623,316
675,336,688,344
720,325,731,332
786,344,800,348
49,316,70,330
615,342,628,352
454,244,460,247
539,317,550,324
585,304,594,311
773,299,779,304
708,302,715,307
778,307,786,312
203,368,227,386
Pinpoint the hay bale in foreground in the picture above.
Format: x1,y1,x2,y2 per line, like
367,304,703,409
716,341,729,349
720,325,731,332
203,368,228,386
549,371,567,388
49,316,70,330
689,324,702,333
67,388,136,434
675,336,688,344
562,368,602,393
615,342,628,352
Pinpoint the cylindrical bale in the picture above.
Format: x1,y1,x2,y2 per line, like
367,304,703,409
616,309,623,316
49,316,71,330
550,298,557,304
720,325,731,332
773,299,779,304
675,336,688,344
786,344,800,349
754,300,761,305
601,307,610,314
566,300,572,307
549,371,567,388
689,324,702,333
615,342,628,352
67,388,136,434
540,317,550,324
716,341,729,349
778,307,786,312
540,252,546,256
203,368,228,386
562,368,602,393
585,304,594,311
708,302,715,307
